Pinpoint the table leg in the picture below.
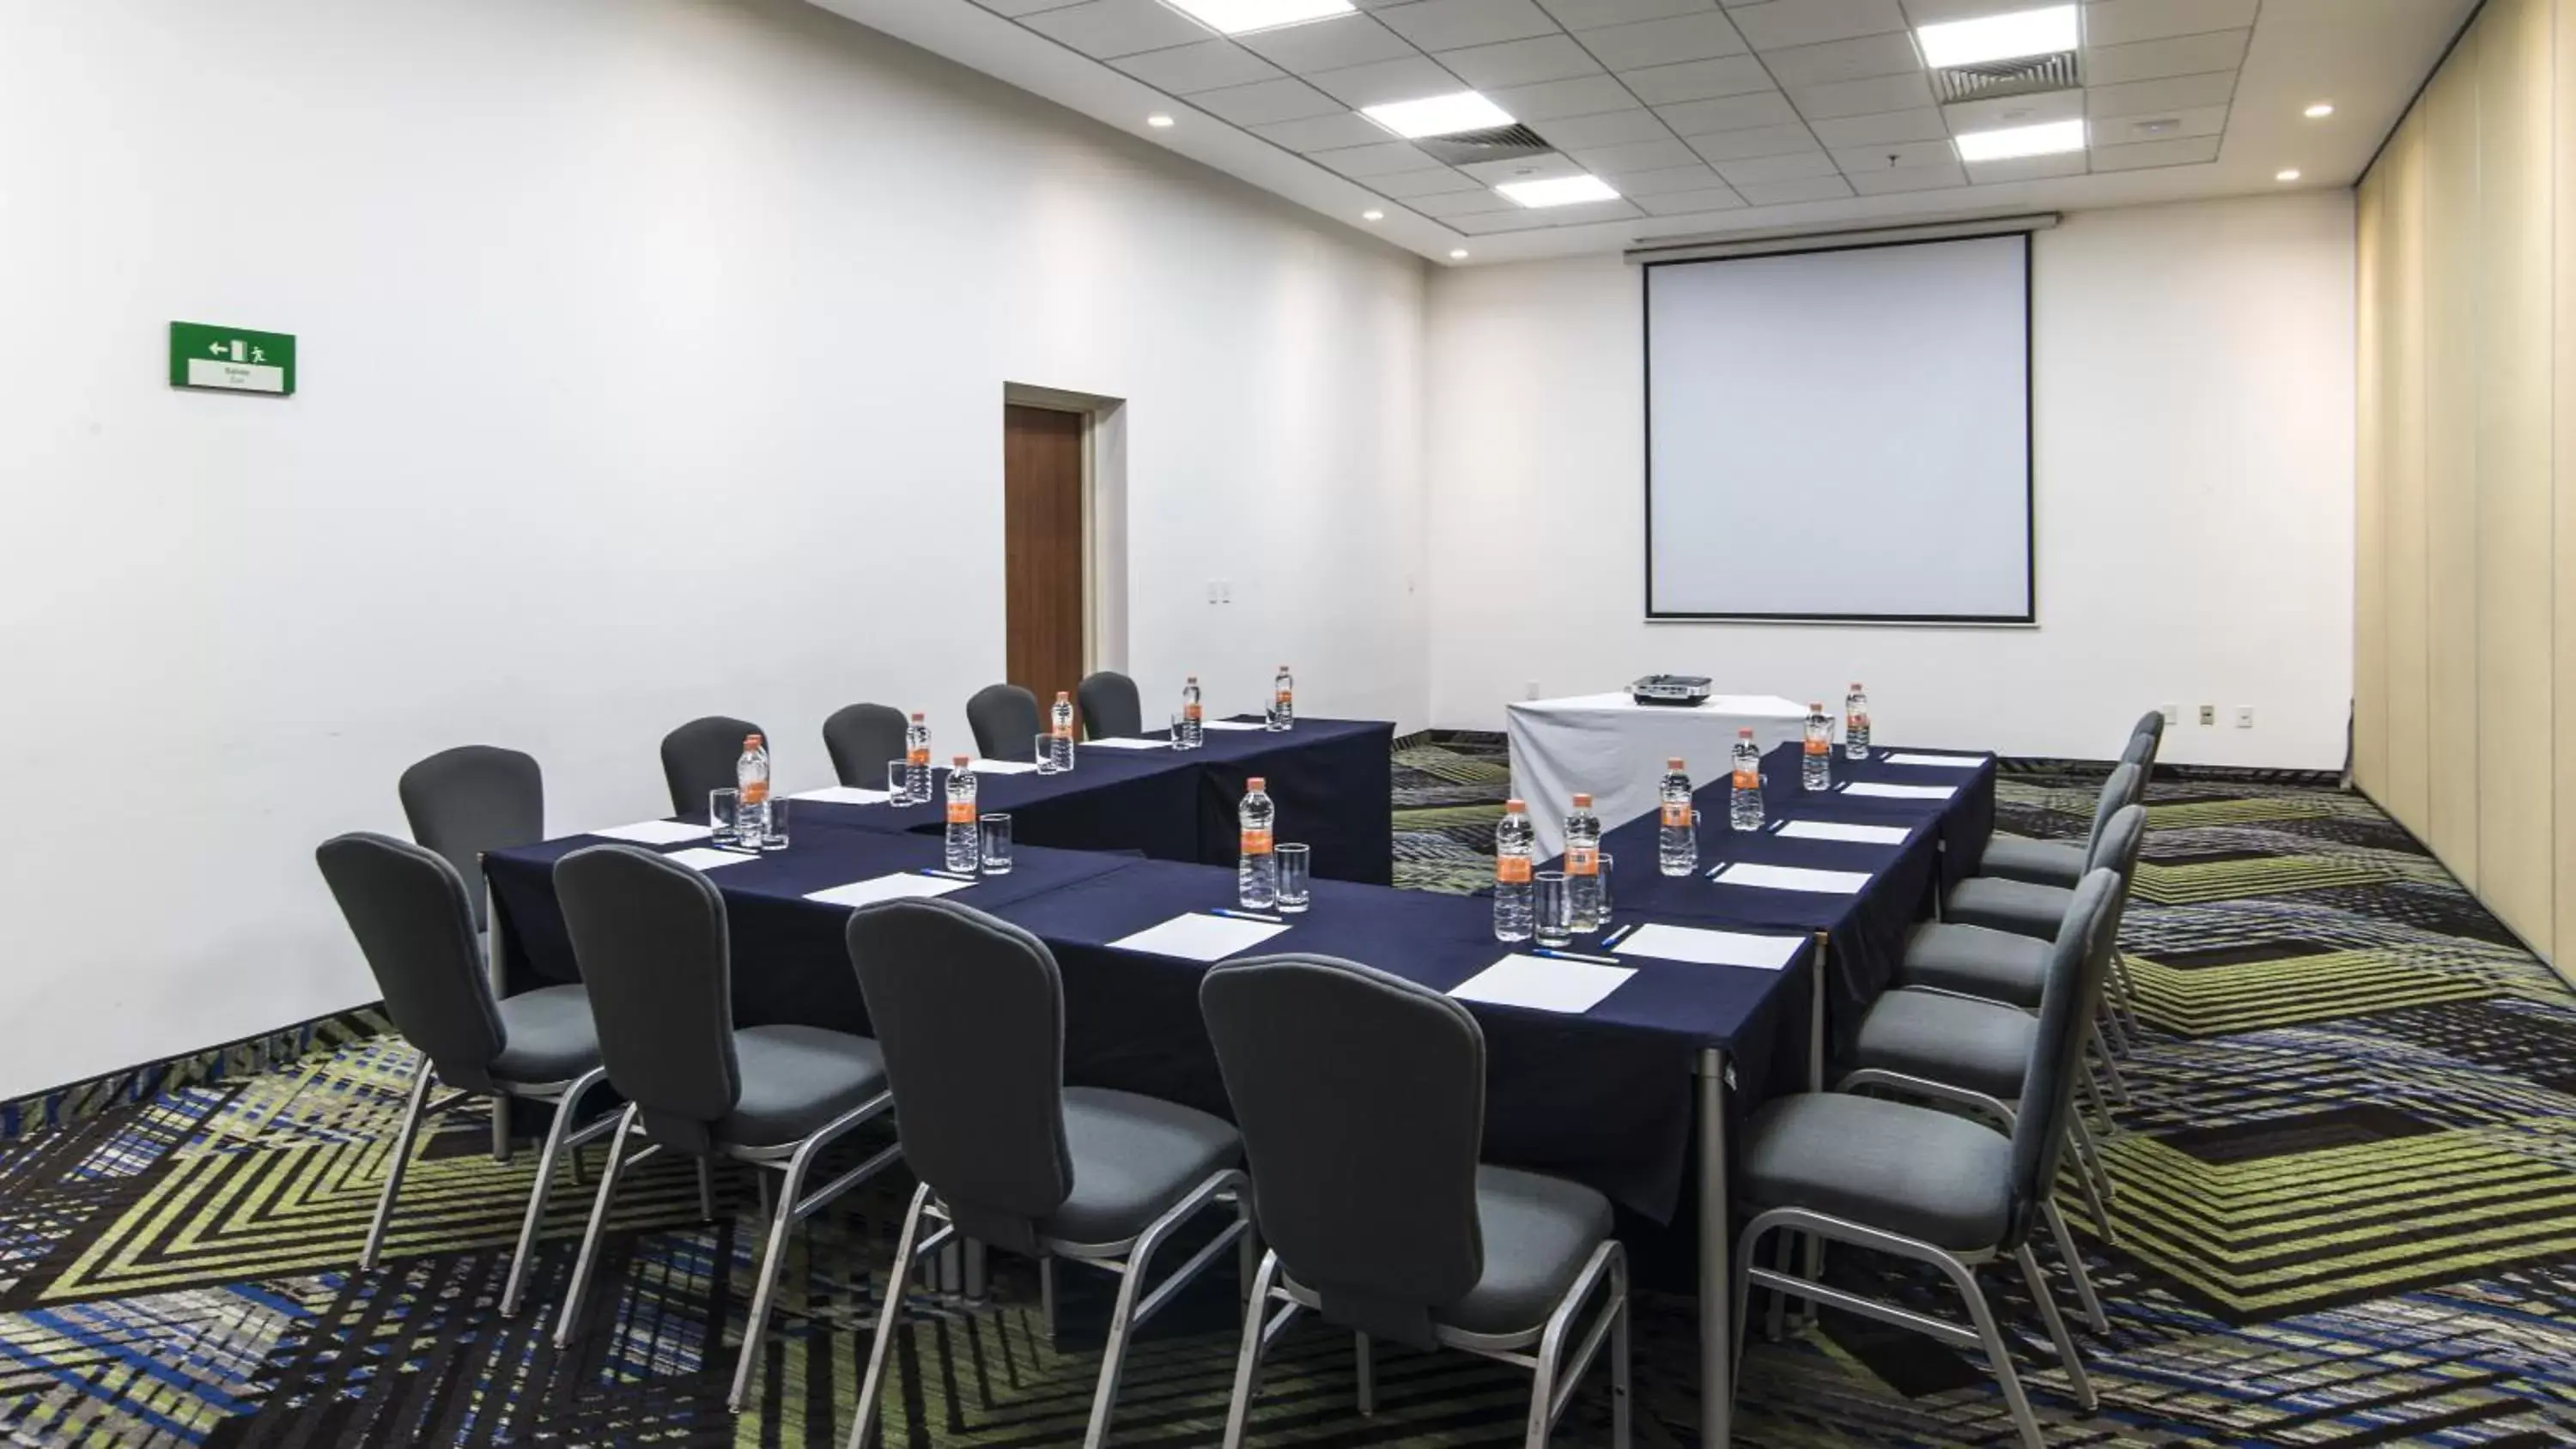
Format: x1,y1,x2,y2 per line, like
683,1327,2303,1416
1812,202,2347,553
1801,935,1826,1316
1698,1046,1731,1449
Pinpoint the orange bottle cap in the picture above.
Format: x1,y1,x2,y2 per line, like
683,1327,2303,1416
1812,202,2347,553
1248,777,1267,791
744,734,762,748
911,712,925,721
952,754,970,767
1850,682,1865,689
1572,793,1593,807
1808,702,1824,711
1504,798,1526,811
1739,727,1755,737
1057,691,1071,701
1667,756,1686,769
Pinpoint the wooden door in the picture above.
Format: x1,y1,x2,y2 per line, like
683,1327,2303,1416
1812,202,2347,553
1003,403,1086,724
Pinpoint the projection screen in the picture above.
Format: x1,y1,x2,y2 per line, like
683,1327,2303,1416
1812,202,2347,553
1644,233,2034,622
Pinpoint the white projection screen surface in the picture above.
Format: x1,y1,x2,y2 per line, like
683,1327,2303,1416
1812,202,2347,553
1645,233,2034,622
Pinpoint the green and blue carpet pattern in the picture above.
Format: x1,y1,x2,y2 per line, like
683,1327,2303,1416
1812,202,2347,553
1,736,2572,1444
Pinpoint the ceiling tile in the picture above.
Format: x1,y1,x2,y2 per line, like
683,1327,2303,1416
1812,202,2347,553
2085,70,2237,118
1452,208,1564,232
1018,0,1216,58
2090,103,2227,147
1735,173,1854,203
1310,140,1441,176
1619,54,1775,103
1459,150,1589,182
1252,112,1400,151
1236,12,1416,72
2088,132,2223,170
1637,185,1747,213
1758,31,1922,88
1685,122,1821,161
1189,76,1349,124
1540,0,1720,29
2081,0,2257,47
1513,197,1646,224
1371,167,1491,195
1532,107,1676,147
1848,161,1965,191
1435,36,1606,88
1489,74,1648,118
1941,87,2085,133
1305,55,1471,106
1111,39,1285,94
1408,186,1526,215
1656,90,1800,132
2084,28,2249,85
1728,0,1909,51
1807,106,1947,144
1574,13,1750,69
1615,161,1728,192
1789,70,1935,118
978,0,1091,15
1571,136,1704,173
1828,138,1953,170
1376,0,1562,50
1891,0,2008,21
1714,149,1840,184
1964,150,2088,183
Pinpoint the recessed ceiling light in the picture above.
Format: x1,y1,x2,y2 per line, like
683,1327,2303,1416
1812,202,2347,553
1449,248,1470,260
1362,209,1385,221
2275,167,2302,182
2304,102,2335,119
1498,174,1620,208
1146,113,1176,129
1160,0,1355,35
1916,5,2079,68
1362,91,1514,140
1954,118,2087,162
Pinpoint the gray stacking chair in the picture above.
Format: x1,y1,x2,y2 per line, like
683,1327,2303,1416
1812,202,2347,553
661,715,764,816
1733,872,2118,1449
1076,670,1143,740
314,833,617,1317
823,703,909,789
965,683,1042,761
398,745,541,935
1976,736,2153,889
1944,762,2142,940
846,900,1249,1449
550,844,899,1411
1201,955,1630,1449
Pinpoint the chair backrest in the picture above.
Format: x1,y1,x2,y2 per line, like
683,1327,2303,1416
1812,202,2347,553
1200,955,1485,1350
398,746,543,932
846,900,1072,1254
2088,803,2149,948
661,715,764,816
553,844,740,1154
2004,868,2119,1246
1077,670,1143,741
316,833,507,1093
966,684,1042,762
2129,709,2166,761
2078,761,2142,859
823,703,910,789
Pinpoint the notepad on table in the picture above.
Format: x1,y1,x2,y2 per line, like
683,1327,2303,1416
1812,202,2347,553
661,846,758,871
804,873,977,908
588,819,714,846
1709,862,1870,894
1779,821,1911,846
1449,955,1635,1015
1884,752,1987,769
793,785,891,805
1614,925,1802,970
968,758,1043,775
1844,782,1957,801
1200,718,1267,731
1084,737,1172,751
1109,912,1288,962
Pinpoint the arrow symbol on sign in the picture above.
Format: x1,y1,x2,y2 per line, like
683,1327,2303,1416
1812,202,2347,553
208,343,226,356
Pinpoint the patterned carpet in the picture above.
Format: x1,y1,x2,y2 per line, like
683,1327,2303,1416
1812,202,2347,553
3,734,2573,1446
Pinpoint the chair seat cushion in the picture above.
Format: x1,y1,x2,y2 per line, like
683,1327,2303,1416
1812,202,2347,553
1977,835,2087,888
1945,876,2078,939
490,985,602,1086
1042,1087,1242,1247
1439,1165,1615,1337
719,1026,890,1149
1850,989,2034,1102
1740,1094,2012,1252
1898,923,2051,1009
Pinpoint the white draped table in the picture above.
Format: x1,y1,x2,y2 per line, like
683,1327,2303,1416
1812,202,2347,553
1506,691,1809,855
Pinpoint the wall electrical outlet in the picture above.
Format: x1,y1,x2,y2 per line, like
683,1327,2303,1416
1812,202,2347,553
2161,704,2179,727
1206,579,1222,604
2198,704,2216,726
1526,680,1543,700
2235,706,2255,729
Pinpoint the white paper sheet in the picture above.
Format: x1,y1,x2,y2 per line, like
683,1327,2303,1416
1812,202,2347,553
1449,955,1636,1014
1844,782,1957,801
1109,912,1289,962
1779,820,1911,846
1614,925,1803,970
1084,737,1172,751
1884,752,1987,769
661,846,759,871
964,758,1043,775
1709,862,1870,894
1200,719,1267,731
792,785,891,805
803,873,978,908
588,819,713,846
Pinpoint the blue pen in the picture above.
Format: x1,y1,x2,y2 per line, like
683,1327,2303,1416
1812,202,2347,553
921,869,976,882
1212,906,1285,925
1600,924,1638,948
1533,948,1622,966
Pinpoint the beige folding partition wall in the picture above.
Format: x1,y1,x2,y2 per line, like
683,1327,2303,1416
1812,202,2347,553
2354,0,2567,968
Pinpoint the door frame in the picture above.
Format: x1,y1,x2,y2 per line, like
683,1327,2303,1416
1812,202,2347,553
1003,383,1127,676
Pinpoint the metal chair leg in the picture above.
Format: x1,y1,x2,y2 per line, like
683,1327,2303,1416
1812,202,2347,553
1610,1252,1633,1449
2089,1025,2133,1109
1933,1256,2046,1449
552,1105,645,1350
2042,1201,2110,1335
501,1072,605,1318
729,1155,818,1411
696,1160,717,1222
2014,1245,2095,1411
1728,1220,1764,1390
361,1063,436,1271
2110,949,2143,1040
1222,1251,1287,1449
2066,1120,2117,1246
1355,1332,1376,1415
848,1181,933,1449
1039,1256,1059,1341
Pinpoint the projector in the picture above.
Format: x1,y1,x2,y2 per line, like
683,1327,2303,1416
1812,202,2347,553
1629,674,1713,707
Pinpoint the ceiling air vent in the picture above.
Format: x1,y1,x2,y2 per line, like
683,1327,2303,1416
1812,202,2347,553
1930,50,2081,106
1413,124,1553,167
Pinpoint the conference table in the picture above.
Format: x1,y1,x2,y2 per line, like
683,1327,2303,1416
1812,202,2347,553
1507,691,1809,855
483,721,1994,1449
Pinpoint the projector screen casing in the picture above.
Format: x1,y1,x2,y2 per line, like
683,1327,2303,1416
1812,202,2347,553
1643,233,2036,624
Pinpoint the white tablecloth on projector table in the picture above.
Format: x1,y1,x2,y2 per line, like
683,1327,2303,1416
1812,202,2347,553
1507,692,1809,856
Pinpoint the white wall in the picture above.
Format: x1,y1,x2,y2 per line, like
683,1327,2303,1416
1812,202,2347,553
0,0,1427,1097
1425,192,2356,770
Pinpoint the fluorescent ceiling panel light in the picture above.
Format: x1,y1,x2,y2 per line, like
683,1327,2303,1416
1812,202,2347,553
1163,0,1354,35
1363,91,1514,139
2275,167,2301,181
1498,174,1620,208
1954,118,2086,161
2303,102,2335,118
1916,5,2078,68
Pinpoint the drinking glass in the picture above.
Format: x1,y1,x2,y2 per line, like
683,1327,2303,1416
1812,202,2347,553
1596,851,1613,928
709,788,741,847
1169,712,1198,750
886,761,912,806
980,813,1014,875
1276,843,1312,913
1533,871,1573,949
1035,735,1060,774
760,797,789,852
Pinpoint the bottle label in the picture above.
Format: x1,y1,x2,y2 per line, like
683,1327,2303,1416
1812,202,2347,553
1733,768,1759,789
1566,846,1598,876
743,781,769,805
1661,801,1691,828
1805,736,1830,755
1053,724,1072,740
1242,828,1273,856
1848,712,1869,729
1185,704,1204,723
946,800,975,825
1496,854,1531,884
908,747,929,767
1276,688,1292,707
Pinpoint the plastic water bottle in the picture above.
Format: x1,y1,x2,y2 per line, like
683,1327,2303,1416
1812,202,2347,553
1182,676,1205,749
945,755,977,872
1803,703,1833,792
1050,691,1076,773
1564,793,1602,933
1238,776,1278,908
1844,682,1871,761
1270,664,1295,731
1658,756,1698,876
1730,728,1765,832
736,734,771,843
1493,798,1534,941
903,712,931,804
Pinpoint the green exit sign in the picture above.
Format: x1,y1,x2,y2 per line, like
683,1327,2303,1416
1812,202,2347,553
170,322,295,396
